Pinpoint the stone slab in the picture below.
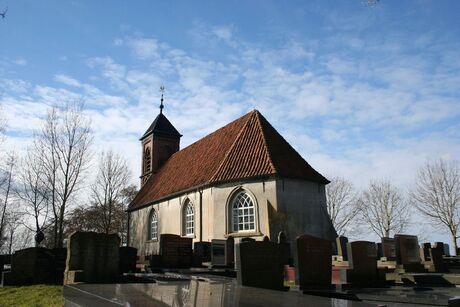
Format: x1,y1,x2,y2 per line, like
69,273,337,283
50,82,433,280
64,231,120,284
159,234,192,268
296,234,332,289
235,241,284,290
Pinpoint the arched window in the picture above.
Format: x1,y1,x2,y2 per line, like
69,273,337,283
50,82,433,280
149,209,158,240
231,191,255,232
144,147,151,173
183,200,194,236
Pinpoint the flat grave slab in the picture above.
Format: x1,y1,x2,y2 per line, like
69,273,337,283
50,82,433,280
64,277,377,307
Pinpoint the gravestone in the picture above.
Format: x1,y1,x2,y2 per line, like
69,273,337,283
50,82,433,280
347,241,378,284
2,247,56,285
226,237,235,267
236,240,284,290
211,238,233,267
159,234,192,268
430,245,445,273
395,234,424,272
64,231,120,285
0,255,4,275
119,247,137,273
296,234,332,289
444,244,451,256
377,243,383,259
336,236,348,261
381,237,396,261
194,242,212,262
52,248,68,283
278,231,291,265
422,243,432,261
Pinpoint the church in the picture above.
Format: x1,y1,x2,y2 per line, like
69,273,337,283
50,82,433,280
127,100,336,258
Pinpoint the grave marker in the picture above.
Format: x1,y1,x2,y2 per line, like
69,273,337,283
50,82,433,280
235,241,284,290
159,234,192,268
381,237,396,261
347,241,378,284
296,234,332,289
64,231,120,284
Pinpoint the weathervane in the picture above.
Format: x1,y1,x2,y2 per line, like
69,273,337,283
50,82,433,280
159,85,165,114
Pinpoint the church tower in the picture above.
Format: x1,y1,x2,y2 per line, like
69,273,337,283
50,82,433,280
140,87,181,185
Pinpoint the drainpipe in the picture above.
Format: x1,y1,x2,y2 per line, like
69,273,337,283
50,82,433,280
199,189,203,242
127,211,131,246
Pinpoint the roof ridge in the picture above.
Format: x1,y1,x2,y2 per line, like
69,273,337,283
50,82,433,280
210,111,256,182
254,111,277,174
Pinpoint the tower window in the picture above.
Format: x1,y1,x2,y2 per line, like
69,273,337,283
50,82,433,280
144,147,151,173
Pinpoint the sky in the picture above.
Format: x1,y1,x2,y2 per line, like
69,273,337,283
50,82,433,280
0,1,459,244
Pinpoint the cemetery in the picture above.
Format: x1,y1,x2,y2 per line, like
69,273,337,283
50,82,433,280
2,230,460,306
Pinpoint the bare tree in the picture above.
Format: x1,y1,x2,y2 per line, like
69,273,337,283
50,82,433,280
16,148,49,245
1,211,32,254
412,159,460,255
35,103,92,247
326,176,360,236
91,150,131,234
359,179,410,238
0,152,17,250
0,105,6,145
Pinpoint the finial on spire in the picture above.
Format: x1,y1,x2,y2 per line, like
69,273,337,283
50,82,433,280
159,85,165,114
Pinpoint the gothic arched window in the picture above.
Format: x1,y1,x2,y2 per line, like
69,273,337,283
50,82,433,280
149,209,158,240
183,200,194,236
231,191,255,232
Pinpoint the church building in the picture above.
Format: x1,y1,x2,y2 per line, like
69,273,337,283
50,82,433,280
127,100,336,258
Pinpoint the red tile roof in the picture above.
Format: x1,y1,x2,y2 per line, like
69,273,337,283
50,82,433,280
128,110,329,211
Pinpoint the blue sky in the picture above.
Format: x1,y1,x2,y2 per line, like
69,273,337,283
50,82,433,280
1,1,460,242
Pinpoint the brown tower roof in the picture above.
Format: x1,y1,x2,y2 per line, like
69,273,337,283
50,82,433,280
128,110,329,211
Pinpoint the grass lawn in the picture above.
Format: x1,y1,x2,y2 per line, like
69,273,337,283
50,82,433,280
0,285,63,307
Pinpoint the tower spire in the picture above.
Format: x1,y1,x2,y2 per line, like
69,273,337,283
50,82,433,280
159,85,165,114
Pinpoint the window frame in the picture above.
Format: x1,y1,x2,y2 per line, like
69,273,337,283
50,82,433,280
148,208,158,241
228,189,258,235
182,199,195,237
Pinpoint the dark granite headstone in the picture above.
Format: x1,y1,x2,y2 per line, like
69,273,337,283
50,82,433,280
422,243,432,261
64,231,120,284
347,241,378,284
236,241,284,290
194,242,212,262
377,243,383,259
0,255,4,275
278,232,291,265
395,234,421,265
211,240,226,266
381,237,396,261
52,248,67,283
430,245,445,273
444,244,450,256
336,236,348,261
296,234,332,289
226,237,235,267
119,247,137,273
2,247,56,285
211,238,234,267
159,234,192,268
395,234,424,272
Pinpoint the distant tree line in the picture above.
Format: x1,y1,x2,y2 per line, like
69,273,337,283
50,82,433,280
0,102,137,253
326,159,460,255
